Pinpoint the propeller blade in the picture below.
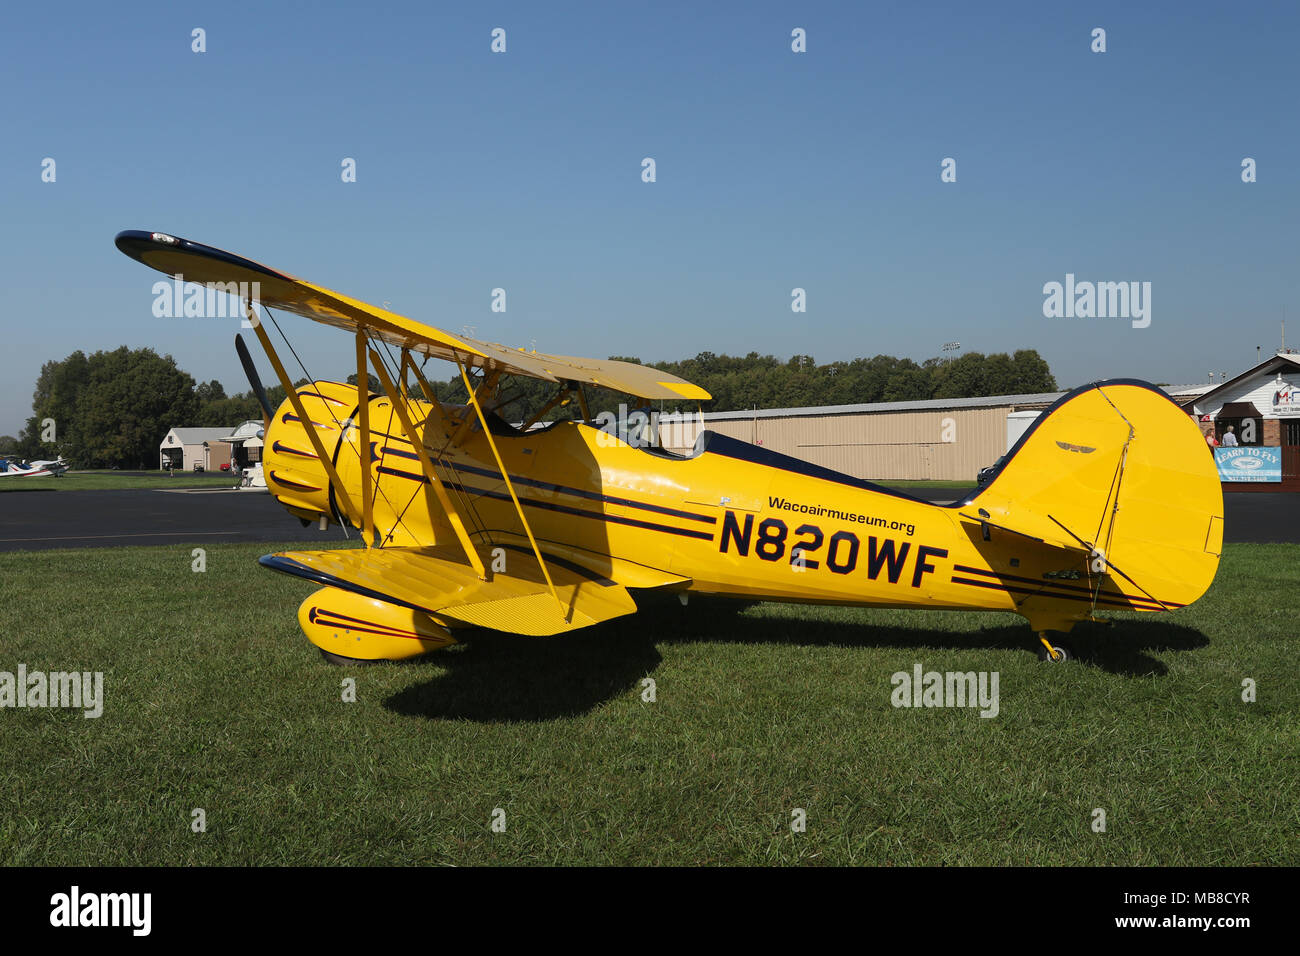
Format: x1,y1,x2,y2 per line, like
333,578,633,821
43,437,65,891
236,334,274,422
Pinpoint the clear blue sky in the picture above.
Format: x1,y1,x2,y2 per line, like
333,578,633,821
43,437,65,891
1,0,1296,435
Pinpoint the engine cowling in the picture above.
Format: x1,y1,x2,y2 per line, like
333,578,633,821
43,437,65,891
262,382,357,525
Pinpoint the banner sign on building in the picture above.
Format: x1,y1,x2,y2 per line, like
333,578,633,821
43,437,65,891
1215,446,1282,482
1271,379,1300,418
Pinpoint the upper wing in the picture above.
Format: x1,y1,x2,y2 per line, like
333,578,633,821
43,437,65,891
115,230,710,402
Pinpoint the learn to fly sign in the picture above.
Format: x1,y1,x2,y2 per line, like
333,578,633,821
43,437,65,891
1215,446,1282,482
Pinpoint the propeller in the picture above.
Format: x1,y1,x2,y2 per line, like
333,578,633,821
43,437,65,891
235,334,273,428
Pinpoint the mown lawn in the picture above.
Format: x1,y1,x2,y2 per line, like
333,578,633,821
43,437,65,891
0,541,1294,866
0,471,238,492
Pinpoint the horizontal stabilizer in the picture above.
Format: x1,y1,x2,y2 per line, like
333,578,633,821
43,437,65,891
957,511,1091,554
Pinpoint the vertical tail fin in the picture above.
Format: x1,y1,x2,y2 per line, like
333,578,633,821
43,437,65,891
967,380,1223,622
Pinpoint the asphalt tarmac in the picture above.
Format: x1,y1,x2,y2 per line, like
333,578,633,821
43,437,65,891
0,487,343,551
0,485,1295,551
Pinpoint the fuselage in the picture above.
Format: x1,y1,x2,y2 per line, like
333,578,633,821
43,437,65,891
261,382,1054,622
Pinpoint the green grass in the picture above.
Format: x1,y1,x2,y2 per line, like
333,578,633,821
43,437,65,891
0,471,238,492
0,541,1295,866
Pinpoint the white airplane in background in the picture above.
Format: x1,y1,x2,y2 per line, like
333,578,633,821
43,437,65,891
0,456,70,477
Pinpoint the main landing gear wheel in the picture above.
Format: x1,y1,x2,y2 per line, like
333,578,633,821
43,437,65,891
1036,633,1072,662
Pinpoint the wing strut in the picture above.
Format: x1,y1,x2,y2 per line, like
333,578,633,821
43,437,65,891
354,329,375,545
368,349,487,579
248,303,361,533
458,361,563,611
402,349,454,441
521,383,577,431
451,373,494,446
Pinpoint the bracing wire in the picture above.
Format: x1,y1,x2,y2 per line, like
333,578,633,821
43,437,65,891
262,306,416,543
368,334,495,548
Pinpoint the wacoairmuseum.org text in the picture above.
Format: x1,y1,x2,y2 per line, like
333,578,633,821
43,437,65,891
769,496,916,536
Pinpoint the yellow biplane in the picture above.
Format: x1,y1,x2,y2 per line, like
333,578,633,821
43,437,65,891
116,230,1222,663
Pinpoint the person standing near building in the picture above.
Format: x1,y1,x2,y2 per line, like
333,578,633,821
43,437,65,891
1221,425,1239,447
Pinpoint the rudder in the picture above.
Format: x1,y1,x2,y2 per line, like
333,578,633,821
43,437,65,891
968,380,1223,624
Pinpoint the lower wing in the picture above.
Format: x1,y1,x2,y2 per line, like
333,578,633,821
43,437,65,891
261,544,641,635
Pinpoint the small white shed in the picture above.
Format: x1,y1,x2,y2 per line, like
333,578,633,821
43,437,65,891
159,427,233,471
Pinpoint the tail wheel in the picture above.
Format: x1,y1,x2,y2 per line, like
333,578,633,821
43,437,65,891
1036,633,1072,662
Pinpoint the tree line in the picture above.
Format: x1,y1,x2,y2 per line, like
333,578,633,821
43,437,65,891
5,348,302,468
426,348,1057,421
5,346,1056,468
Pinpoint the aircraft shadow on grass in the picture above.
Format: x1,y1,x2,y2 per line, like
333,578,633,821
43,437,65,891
382,593,1209,722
